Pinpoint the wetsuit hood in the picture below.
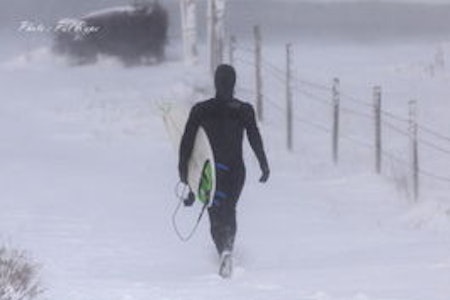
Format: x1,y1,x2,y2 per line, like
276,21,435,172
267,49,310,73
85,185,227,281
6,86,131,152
214,64,236,101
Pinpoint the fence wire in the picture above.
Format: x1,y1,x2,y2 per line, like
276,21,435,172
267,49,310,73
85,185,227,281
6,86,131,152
232,42,450,184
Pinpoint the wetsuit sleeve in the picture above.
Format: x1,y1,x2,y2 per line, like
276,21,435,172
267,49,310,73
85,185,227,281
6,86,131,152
178,105,201,183
243,104,269,172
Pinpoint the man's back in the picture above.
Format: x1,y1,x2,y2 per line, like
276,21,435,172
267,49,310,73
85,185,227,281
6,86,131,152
189,97,250,168
178,64,269,186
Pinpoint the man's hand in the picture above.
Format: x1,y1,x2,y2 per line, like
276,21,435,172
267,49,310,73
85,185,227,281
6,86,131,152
183,191,195,207
259,166,270,183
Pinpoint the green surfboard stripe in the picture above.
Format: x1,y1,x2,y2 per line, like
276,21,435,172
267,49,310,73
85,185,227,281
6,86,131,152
198,160,213,204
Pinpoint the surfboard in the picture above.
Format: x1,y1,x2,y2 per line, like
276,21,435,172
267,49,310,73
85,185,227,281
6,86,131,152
162,103,216,206
186,127,216,205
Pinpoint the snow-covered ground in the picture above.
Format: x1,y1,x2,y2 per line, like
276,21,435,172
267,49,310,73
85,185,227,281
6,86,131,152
0,34,449,300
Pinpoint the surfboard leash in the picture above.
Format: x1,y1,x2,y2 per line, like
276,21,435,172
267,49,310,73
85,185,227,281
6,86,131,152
172,181,209,242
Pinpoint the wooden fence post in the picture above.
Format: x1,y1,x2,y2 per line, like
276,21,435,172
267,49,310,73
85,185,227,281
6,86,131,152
254,25,263,122
409,100,419,201
332,78,340,164
374,86,382,173
286,43,293,151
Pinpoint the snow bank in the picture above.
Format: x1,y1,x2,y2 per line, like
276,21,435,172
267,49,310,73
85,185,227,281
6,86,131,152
0,37,449,300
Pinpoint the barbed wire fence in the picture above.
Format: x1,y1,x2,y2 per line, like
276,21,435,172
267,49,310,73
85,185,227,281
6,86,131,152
226,27,450,202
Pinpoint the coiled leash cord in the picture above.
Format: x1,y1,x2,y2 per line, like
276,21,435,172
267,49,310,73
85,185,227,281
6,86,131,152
172,181,209,242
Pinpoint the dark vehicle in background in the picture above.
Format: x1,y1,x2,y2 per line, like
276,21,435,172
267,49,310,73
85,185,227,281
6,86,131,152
53,1,168,66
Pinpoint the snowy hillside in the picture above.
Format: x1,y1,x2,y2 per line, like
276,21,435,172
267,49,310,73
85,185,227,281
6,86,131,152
1,26,450,300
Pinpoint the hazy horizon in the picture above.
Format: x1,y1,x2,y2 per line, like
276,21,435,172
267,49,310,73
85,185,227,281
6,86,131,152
2,0,450,45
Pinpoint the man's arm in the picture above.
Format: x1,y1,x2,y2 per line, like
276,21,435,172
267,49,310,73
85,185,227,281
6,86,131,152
243,104,270,182
178,105,201,183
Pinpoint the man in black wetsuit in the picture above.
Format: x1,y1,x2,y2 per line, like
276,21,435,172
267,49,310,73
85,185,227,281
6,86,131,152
178,64,270,277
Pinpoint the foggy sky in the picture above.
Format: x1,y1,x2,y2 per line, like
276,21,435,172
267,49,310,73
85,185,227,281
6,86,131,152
2,0,450,43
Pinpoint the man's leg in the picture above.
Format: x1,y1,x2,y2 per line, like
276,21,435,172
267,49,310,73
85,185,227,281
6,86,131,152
208,205,236,278
208,205,236,255
208,165,244,255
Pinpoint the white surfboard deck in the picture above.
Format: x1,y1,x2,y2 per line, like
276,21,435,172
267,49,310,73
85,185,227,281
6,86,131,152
162,103,216,206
